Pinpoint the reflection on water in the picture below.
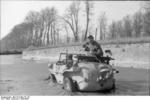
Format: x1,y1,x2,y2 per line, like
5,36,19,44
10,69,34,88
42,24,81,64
0,54,51,65
0,55,23,65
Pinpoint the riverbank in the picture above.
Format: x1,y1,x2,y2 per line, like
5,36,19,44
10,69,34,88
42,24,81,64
23,42,150,69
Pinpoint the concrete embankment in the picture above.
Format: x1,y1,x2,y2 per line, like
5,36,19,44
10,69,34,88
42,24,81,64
22,38,150,69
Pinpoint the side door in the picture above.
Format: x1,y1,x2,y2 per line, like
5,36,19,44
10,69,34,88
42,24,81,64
54,54,67,83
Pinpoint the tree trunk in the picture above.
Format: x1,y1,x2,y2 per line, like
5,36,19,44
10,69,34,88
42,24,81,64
84,15,89,41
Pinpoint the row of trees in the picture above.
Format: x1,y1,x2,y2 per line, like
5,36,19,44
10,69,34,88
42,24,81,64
0,1,150,52
97,3,150,40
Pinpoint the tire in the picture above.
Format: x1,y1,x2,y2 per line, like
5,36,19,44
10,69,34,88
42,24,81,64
63,77,76,92
111,79,116,92
112,82,116,89
50,74,56,83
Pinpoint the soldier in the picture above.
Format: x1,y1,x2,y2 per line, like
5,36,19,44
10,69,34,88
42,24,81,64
66,54,73,69
83,35,103,58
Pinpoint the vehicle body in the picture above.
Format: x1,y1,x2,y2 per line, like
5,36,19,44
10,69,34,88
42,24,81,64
48,52,119,92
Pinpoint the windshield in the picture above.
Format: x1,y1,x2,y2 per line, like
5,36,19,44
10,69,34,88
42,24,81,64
77,55,99,62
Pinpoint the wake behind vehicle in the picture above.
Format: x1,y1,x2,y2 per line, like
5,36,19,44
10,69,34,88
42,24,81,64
48,51,119,92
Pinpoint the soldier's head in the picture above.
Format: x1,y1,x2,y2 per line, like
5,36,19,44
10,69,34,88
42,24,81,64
87,35,94,42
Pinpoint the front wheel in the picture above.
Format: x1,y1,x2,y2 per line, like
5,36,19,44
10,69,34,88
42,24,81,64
112,82,116,89
63,77,76,92
50,74,56,83
111,79,116,92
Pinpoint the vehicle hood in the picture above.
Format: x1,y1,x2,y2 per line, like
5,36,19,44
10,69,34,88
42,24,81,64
78,62,112,72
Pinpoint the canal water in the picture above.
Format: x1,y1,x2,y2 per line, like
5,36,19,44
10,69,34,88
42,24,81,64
0,55,149,95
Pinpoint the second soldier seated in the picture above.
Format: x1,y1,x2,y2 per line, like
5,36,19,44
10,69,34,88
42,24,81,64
66,54,73,69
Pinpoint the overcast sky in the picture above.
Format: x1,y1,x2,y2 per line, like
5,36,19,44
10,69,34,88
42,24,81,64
1,0,141,39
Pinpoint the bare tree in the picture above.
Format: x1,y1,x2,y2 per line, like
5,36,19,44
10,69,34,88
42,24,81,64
98,12,107,40
1,22,34,51
84,0,93,40
109,21,117,39
63,1,80,42
123,16,133,37
63,22,70,43
95,28,97,40
115,21,124,38
133,11,143,37
43,7,57,45
25,11,40,46
24,7,58,46
142,1,150,36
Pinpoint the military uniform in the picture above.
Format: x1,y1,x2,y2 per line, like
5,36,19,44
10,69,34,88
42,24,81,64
83,40,103,57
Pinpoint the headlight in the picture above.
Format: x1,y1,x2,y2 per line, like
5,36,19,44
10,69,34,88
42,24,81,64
98,68,111,80
113,69,119,73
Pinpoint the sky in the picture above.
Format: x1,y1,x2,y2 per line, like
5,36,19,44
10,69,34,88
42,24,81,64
1,0,142,39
